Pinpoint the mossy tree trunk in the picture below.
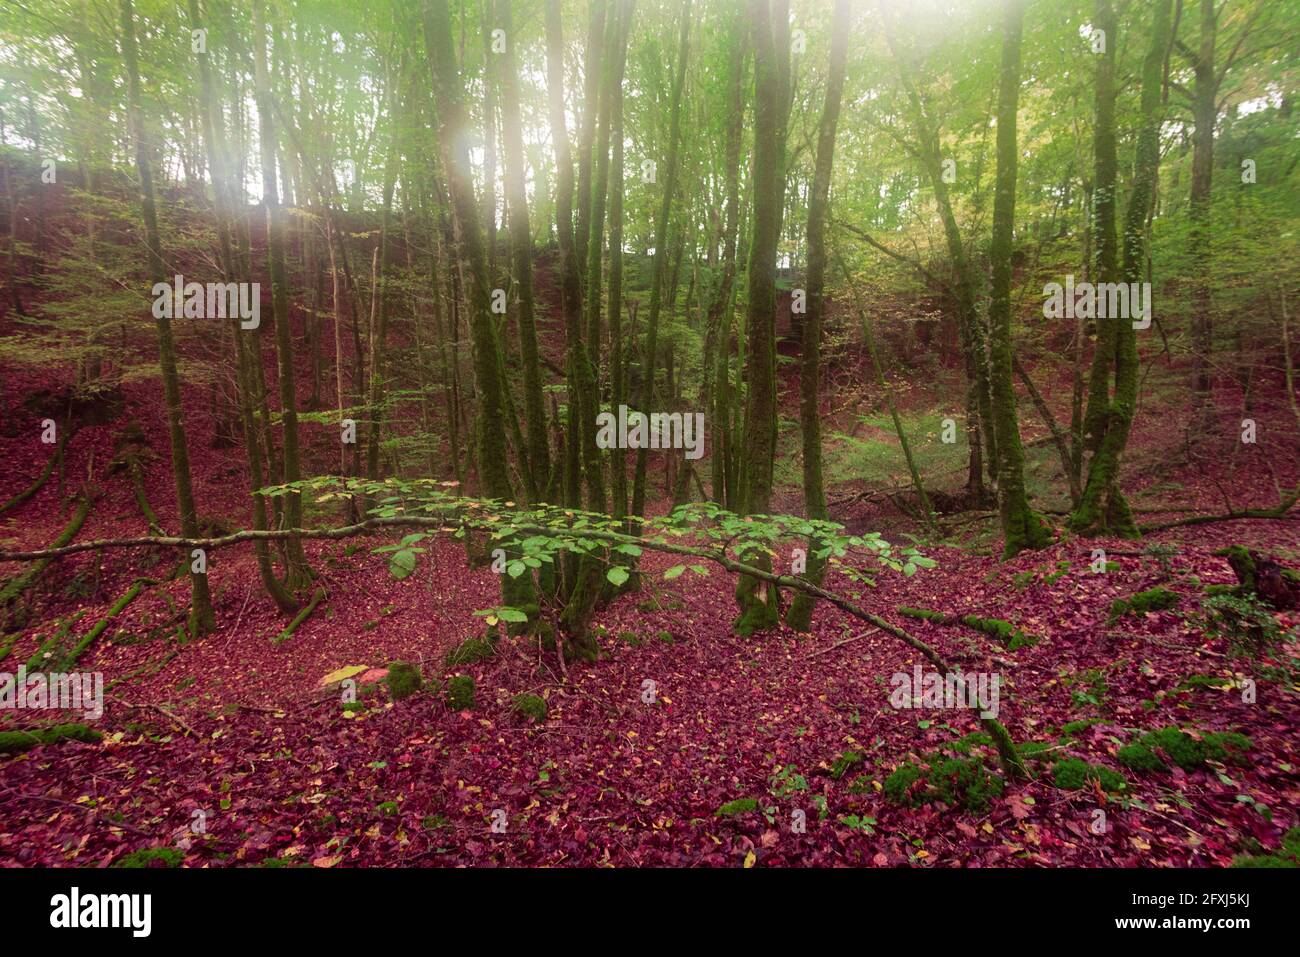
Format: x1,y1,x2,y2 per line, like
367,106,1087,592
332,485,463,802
422,0,534,619
786,0,849,633
252,0,312,590
561,0,634,651
120,0,215,636
987,0,1052,559
497,0,550,504
629,0,693,552
1070,0,1172,537
734,0,788,635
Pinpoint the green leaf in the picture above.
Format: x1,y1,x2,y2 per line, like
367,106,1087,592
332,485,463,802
389,549,417,580
606,566,630,586
664,564,686,580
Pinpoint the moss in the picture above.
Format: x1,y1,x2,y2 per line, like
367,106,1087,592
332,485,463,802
828,749,864,780
899,606,946,621
715,798,759,817
386,661,423,701
884,756,1004,812
444,637,495,668
1231,828,1300,868
952,731,994,754
1059,718,1102,736
616,631,643,648
0,723,102,755
422,814,449,830
1119,726,1251,773
114,847,183,868
1108,587,1179,623
1176,673,1232,691
1016,740,1058,760
1117,742,1164,771
1052,757,1126,792
446,674,476,711
883,763,926,804
512,693,547,722
341,701,366,713
655,630,677,644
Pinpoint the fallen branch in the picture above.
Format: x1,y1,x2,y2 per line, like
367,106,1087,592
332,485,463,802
274,587,326,644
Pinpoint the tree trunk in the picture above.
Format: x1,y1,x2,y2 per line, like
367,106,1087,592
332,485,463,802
119,0,216,635
987,0,1051,559
786,0,850,633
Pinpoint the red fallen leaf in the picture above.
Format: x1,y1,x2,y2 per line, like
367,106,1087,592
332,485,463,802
312,854,342,868
956,822,978,839
872,852,890,866
1005,795,1032,820
760,829,780,848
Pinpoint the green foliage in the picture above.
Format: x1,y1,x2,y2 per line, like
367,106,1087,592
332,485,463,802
1198,592,1292,659
770,764,809,799
1107,587,1179,623
512,693,548,722
828,750,864,780
376,801,399,817
446,675,476,711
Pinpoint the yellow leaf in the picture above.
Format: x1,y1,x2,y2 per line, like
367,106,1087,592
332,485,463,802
743,851,756,868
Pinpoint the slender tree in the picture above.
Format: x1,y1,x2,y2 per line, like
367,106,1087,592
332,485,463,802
987,0,1052,559
119,0,215,635
786,0,850,632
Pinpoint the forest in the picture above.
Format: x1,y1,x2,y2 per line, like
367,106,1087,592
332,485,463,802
0,0,1297,876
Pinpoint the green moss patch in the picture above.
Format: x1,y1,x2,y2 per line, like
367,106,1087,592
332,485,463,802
1117,726,1251,772
444,637,494,668
883,755,1005,813
114,847,182,868
446,674,476,711
512,693,547,722
386,661,423,701
715,798,759,817
1108,587,1179,624
1051,757,1127,792
0,723,102,755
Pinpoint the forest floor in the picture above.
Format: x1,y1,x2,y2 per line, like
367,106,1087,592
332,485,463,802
2,350,1298,868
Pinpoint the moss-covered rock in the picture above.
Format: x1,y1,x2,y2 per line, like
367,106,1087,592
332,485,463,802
512,693,547,722
446,674,475,711
0,723,102,755
386,661,423,701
